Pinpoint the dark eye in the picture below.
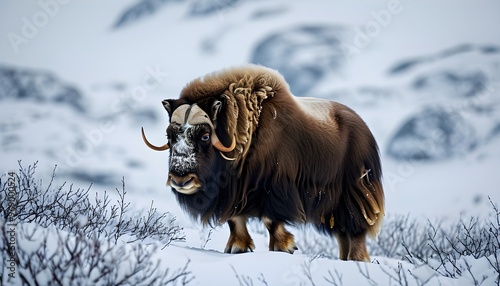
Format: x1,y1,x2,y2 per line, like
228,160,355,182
200,133,210,142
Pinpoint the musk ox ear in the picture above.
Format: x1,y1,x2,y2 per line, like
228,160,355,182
162,99,173,115
162,99,188,117
211,100,222,121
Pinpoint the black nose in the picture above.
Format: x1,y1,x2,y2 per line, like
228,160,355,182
169,174,194,187
168,172,197,188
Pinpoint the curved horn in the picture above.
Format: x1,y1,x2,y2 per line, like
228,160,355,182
141,127,169,151
211,133,236,153
219,152,236,161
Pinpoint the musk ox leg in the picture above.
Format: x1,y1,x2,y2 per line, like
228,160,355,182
224,216,255,254
263,217,298,254
348,233,370,262
335,231,370,261
335,231,350,261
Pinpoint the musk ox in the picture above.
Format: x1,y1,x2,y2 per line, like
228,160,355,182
142,64,384,261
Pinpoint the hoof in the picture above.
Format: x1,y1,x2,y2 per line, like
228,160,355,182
224,240,255,254
271,236,297,254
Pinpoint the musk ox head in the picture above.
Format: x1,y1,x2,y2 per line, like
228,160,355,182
142,65,283,200
142,97,236,195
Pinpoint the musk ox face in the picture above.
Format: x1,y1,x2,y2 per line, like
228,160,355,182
167,104,215,195
141,98,236,195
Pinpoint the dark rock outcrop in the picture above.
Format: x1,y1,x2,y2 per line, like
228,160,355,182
387,107,477,161
251,25,345,95
0,65,85,112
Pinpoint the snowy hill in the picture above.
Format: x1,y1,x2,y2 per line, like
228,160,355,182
1,0,500,285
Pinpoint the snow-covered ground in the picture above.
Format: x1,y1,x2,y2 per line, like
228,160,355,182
1,0,500,285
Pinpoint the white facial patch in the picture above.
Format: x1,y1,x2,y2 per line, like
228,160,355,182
170,152,197,174
172,130,193,154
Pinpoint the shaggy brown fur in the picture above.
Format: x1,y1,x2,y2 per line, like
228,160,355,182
159,64,384,261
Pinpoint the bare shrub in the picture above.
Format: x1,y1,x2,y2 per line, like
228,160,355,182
368,199,500,285
0,162,190,285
